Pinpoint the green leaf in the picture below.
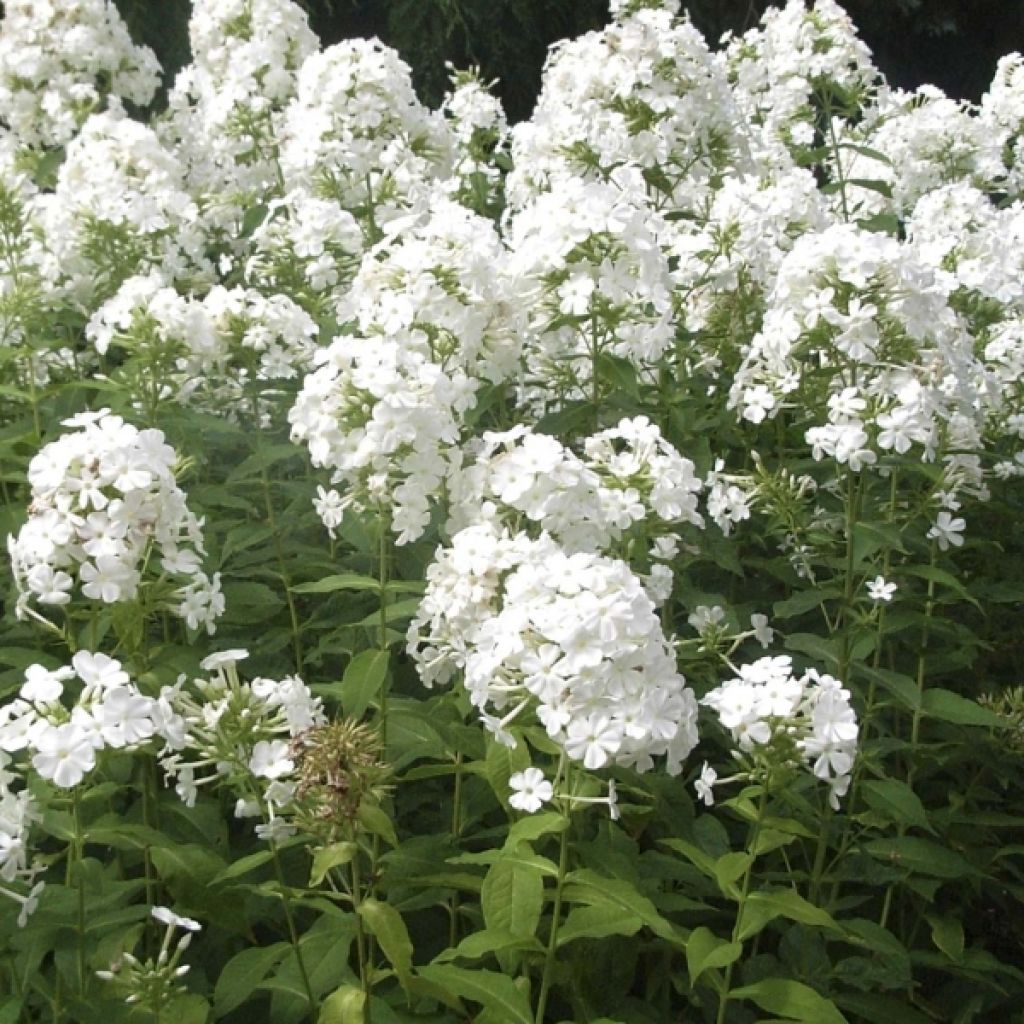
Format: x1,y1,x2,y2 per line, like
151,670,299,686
481,852,545,940
685,926,742,986
927,915,965,961
713,852,751,896
738,889,839,941
310,843,358,887
319,985,366,1024
484,738,531,809
416,965,533,1024
439,929,544,962
773,588,841,620
835,993,931,1024
730,979,848,1024
860,666,919,710
905,565,981,609
563,871,682,947
556,903,643,947
214,944,289,1017
506,812,568,846
357,898,414,989
292,573,380,594
162,994,210,1024
340,649,389,719
212,849,275,885
864,837,977,879
920,690,1008,728
357,804,398,848
861,780,933,833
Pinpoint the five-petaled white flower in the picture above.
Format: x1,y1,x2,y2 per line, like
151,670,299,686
508,767,554,813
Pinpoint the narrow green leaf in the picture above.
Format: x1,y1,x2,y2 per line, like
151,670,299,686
861,780,933,833
738,889,839,941
357,804,398,848
506,812,568,846
214,944,289,1017
685,926,742,986
773,588,841,620
357,898,414,989
713,852,751,895
864,837,977,879
340,649,389,719
481,853,544,940
212,849,275,885
730,979,848,1024
291,573,379,594
416,965,533,1024
563,870,682,946
438,929,544,962
319,985,366,1024
920,690,1008,729
310,843,358,887
556,904,643,947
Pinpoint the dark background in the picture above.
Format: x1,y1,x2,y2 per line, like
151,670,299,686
106,0,1024,124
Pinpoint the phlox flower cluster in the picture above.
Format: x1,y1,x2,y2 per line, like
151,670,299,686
440,68,509,207
701,655,858,809
725,0,877,163
980,54,1024,195
408,522,699,778
0,0,159,150
86,272,319,418
164,0,318,217
39,106,210,307
156,650,324,840
505,0,743,211
279,38,452,229
8,411,223,633
243,190,363,307
0,653,162,790
836,86,1006,219
448,417,703,579
507,173,675,412
728,224,983,483
0,755,43,926
289,197,524,543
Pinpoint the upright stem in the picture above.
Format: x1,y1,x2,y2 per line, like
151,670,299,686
72,788,87,998
259,461,304,674
350,852,373,1024
269,840,316,1015
535,756,570,1024
716,787,768,1024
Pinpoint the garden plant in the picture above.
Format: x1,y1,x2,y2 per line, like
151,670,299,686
1,0,1023,1022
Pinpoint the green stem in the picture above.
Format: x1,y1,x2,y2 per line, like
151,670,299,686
716,787,768,1024
259,462,304,674
535,756,571,1024
448,752,464,950
350,851,373,1024
908,543,938,781
72,788,87,998
269,841,316,1015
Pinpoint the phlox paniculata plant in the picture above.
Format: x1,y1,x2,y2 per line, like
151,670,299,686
408,522,699,779
163,0,318,221
700,655,858,809
86,272,319,422
156,649,324,840
505,0,745,212
0,0,159,150
290,193,525,543
8,410,223,634
279,38,453,235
